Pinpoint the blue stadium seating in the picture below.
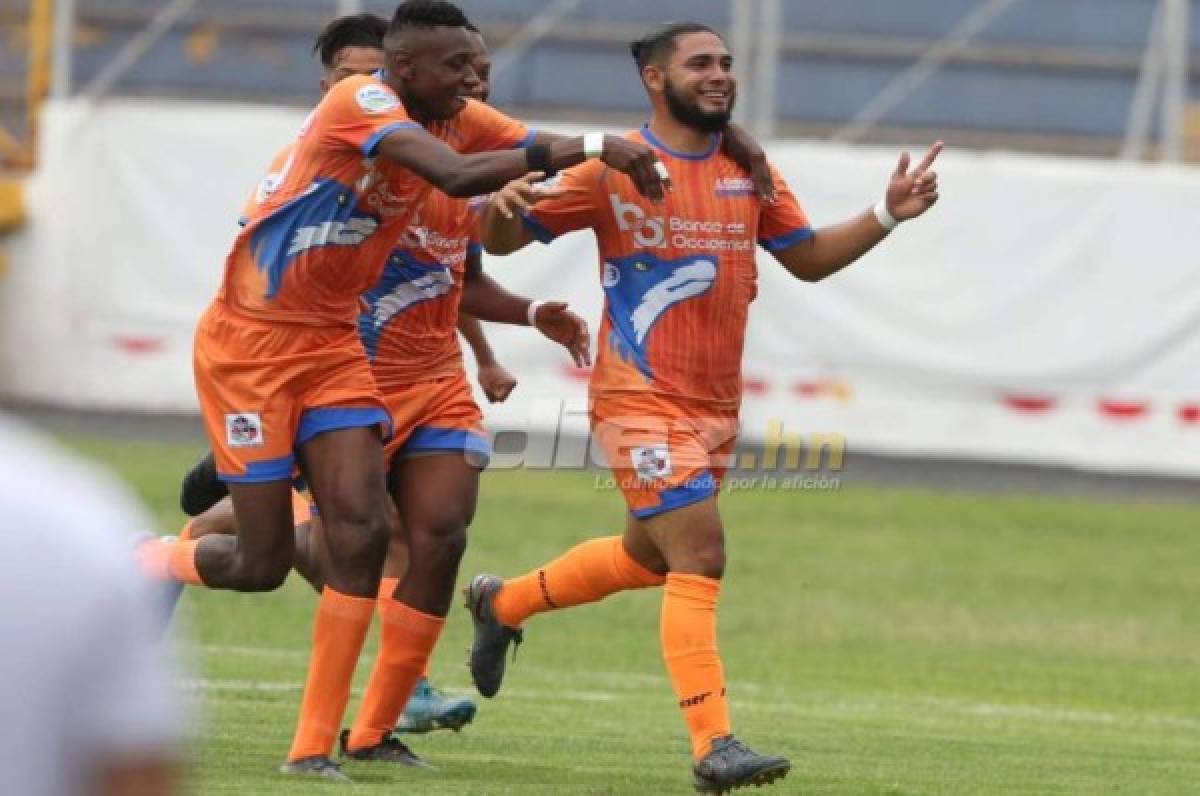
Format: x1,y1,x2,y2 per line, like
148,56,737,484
1,0,1194,147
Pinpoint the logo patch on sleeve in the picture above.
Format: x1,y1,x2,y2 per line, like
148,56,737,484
356,85,400,114
226,413,264,448
631,445,672,481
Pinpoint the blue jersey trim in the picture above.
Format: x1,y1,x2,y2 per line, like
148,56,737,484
362,121,421,157
521,213,557,243
515,129,538,149
630,471,718,518
296,406,392,448
467,241,483,257
759,226,814,252
401,427,492,468
639,124,718,161
220,454,294,484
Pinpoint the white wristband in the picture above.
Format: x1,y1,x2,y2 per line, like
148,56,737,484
873,200,899,232
526,300,544,327
583,132,605,160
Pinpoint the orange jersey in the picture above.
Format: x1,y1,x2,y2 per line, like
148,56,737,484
219,74,528,327
358,193,483,388
524,126,811,407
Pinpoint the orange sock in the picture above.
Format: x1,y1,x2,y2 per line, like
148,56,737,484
346,598,445,750
288,588,376,761
166,538,204,586
135,537,172,580
177,519,196,542
661,573,730,760
492,536,664,627
377,576,399,601
376,577,430,679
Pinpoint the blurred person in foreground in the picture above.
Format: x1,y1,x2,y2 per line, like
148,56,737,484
468,21,941,794
0,414,183,796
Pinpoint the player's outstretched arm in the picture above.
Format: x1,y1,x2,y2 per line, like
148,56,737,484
480,172,566,255
457,312,517,403
774,141,942,282
460,255,591,367
376,128,667,200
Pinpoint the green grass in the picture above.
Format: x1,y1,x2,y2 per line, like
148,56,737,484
67,435,1200,794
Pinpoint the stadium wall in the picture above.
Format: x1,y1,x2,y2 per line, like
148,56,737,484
2,98,1199,477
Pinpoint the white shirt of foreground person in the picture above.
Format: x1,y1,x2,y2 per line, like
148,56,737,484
0,415,182,796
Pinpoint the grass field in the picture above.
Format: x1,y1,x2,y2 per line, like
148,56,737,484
68,435,1200,795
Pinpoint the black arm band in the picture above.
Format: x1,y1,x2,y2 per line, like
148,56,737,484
525,144,557,177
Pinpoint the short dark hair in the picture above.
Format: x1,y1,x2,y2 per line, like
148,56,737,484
388,0,471,39
313,13,388,69
630,22,719,71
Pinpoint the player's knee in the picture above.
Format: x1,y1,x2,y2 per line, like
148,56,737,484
411,519,468,574
328,513,390,571
236,557,291,592
687,546,726,579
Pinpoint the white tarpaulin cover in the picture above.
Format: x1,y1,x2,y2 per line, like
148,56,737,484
3,99,1200,475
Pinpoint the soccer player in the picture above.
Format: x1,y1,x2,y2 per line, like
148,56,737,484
239,13,519,406
145,0,657,778
467,21,941,794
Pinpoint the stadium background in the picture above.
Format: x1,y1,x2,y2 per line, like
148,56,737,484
1,2,1198,794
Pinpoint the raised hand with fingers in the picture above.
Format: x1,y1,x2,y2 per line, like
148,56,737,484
489,172,566,220
531,302,592,368
599,136,672,201
886,141,943,222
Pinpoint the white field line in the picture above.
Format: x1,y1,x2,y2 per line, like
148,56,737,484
187,651,1200,733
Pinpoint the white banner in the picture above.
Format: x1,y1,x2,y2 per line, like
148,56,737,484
3,99,1200,476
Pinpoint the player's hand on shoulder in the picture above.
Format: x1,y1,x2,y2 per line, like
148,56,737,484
533,301,592,368
599,136,671,201
490,172,566,219
721,123,776,204
477,362,518,403
886,141,943,221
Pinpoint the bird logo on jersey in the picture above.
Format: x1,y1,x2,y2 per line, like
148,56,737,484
602,253,718,379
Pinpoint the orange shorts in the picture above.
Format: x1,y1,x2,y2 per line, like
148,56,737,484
590,391,739,519
194,301,390,483
381,371,489,468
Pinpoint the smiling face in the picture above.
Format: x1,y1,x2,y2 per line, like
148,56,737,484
465,30,491,103
388,24,481,122
646,31,736,133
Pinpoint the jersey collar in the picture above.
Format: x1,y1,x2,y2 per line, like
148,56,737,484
639,124,719,161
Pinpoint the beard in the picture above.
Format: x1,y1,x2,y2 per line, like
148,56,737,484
664,79,734,133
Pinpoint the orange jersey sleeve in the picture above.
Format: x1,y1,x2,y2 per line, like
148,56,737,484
521,159,608,242
756,165,813,252
430,99,534,154
313,75,422,160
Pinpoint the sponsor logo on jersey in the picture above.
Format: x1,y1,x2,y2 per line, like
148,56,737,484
715,176,755,197
609,193,754,252
610,194,666,248
225,413,264,447
356,84,400,114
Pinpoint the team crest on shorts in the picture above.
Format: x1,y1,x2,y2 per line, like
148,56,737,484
632,445,672,481
225,413,264,448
